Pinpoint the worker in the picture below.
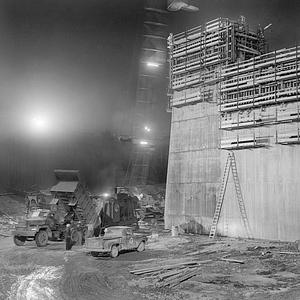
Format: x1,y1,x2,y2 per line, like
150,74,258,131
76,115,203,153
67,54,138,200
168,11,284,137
64,209,75,225
65,223,72,250
76,221,83,245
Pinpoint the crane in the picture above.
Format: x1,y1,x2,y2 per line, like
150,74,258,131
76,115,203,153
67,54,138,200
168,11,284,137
125,0,199,186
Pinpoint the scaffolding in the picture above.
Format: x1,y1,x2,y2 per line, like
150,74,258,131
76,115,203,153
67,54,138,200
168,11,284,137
168,17,264,107
220,46,300,149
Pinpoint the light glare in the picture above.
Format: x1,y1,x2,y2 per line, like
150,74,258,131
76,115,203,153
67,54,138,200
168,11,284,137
30,115,49,133
146,62,159,68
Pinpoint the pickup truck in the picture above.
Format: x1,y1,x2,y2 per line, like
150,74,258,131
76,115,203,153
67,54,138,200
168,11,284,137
85,226,147,258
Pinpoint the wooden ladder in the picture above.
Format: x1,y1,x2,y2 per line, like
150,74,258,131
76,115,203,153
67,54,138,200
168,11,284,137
209,151,252,239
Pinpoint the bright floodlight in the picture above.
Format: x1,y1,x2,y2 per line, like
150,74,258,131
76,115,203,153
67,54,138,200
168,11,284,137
144,126,151,132
146,62,160,68
102,193,110,197
30,115,49,133
140,140,149,145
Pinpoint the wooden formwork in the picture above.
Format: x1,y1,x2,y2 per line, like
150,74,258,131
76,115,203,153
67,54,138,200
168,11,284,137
168,17,264,107
220,46,300,149
166,17,300,241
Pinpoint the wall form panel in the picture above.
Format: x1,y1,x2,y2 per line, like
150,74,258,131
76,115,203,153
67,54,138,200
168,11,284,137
166,18,300,241
165,102,221,233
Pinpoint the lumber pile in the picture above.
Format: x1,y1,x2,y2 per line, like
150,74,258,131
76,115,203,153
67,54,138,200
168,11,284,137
279,251,300,255
130,260,211,288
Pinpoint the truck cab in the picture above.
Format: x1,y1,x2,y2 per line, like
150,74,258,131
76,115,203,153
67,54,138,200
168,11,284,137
12,208,64,247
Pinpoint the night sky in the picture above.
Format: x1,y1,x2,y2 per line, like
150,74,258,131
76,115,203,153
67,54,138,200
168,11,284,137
0,0,299,190
0,0,143,139
170,0,300,50
0,0,299,137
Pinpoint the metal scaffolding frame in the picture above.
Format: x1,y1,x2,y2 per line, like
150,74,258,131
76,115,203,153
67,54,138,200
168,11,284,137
220,46,300,149
168,17,264,108
125,0,168,186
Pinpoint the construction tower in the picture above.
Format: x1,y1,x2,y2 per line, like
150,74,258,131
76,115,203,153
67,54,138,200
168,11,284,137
126,0,168,186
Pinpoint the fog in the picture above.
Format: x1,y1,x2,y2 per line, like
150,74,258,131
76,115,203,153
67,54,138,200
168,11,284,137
1,0,299,191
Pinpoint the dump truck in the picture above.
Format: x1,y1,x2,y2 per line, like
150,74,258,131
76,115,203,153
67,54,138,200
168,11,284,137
13,170,140,247
13,170,94,247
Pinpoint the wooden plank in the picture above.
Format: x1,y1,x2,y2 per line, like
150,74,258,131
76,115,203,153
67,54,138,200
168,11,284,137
220,258,245,264
0,232,11,237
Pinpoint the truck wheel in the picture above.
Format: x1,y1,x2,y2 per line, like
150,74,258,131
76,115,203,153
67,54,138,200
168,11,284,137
35,230,48,247
110,245,119,258
137,241,145,252
90,251,99,257
13,236,26,246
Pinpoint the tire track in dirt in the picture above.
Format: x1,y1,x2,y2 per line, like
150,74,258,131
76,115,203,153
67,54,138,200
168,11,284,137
8,265,63,300
59,254,143,300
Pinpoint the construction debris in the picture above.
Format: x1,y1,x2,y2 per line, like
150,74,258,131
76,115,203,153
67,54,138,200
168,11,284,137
0,211,17,236
0,210,17,223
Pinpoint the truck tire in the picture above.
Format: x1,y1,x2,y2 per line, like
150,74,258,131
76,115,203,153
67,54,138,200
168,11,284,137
110,245,119,258
35,230,48,247
137,241,145,252
13,236,26,246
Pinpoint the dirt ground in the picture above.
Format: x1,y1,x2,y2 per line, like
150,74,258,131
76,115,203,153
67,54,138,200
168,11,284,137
1,233,300,300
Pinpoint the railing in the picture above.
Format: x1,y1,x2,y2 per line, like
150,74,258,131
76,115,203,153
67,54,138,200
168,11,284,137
220,134,270,149
220,103,300,130
276,129,300,144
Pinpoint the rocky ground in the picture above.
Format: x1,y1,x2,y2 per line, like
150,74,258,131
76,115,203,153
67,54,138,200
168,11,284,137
1,232,300,300
0,195,24,237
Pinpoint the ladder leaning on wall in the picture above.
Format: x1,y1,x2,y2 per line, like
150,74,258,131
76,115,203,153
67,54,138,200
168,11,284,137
209,151,252,239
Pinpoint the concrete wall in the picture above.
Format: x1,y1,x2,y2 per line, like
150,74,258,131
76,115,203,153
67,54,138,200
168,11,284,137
218,141,300,242
165,102,221,234
165,104,300,242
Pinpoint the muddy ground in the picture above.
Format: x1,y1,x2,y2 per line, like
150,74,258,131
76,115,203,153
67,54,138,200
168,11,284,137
1,233,300,300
